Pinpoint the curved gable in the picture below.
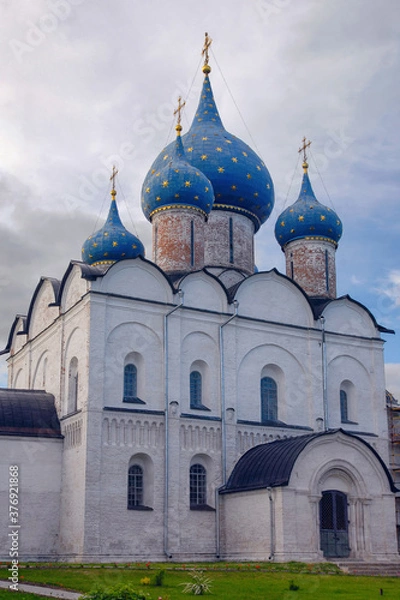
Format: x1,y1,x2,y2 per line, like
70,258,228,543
28,278,60,339
234,270,314,327
94,257,174,304
322,296,379,338
179,271,228,312
60,263,90,313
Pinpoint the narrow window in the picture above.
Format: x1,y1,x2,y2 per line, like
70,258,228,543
127,465,143,508
229,217,234,264
261,376,278,422
190,220,194,267
190,371,202,408
325,249,330,292
67,357,78,414
340,390,348,422
290,261,294,279
190,464,206,507
124,364,137,401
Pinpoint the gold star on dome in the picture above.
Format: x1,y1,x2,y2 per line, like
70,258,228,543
155,172,160,177
254,192,259,197
232,157,238,163
320,215,326,221
93,242,98,247
132,244,137,249
266,183,270,189
205,186,209,192
242,151,248,157
290,228,295,233
104,252,108,256
185,181,191,187
121,233,126,237
202,136,208,141
162,180,169,188
204,110,209,114
89,254,93,259
163,154,169,160
216,147,223,152
201,154,208,160
145,187,150,193
202,94,206,99
247,173,252,179
225,139,232,144
187,147,193,152
112,241,118,247
298,216,304,221
174,169,179,173
175,193,180,198
104,232,108,237
231,185,237,190
218,167,224,173
151,169,156,174
280,221,285,227
194,195,199,200
156,196,161,201
289,209,294,213
197,118,203,122
256,165,261,171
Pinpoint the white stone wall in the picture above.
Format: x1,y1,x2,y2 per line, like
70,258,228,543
0,437,62,561
3,258,396,562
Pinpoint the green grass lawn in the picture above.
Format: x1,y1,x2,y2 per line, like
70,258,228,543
0,564,399,600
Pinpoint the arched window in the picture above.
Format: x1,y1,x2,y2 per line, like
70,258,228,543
127,464,143,508
190,371,202,408
190,463,206,507
261,376,278,423
340,390,348,422
124,364,137,401
67,357,78,414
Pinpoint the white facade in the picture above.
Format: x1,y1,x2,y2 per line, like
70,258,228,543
0,255,398,562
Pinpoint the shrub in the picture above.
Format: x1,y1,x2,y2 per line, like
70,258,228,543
289,580,300,591
180,570,213,595
153,569,165,586
81,584,151,600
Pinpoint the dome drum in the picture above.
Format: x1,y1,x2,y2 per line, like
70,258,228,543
152,209,206,274
204,211,255,275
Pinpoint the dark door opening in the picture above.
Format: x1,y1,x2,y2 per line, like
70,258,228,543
319,490,350,558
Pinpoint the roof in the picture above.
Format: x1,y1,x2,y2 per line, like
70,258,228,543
0,389,62,438
220,429,397,494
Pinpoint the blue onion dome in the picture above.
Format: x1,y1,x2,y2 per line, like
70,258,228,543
82,188,145,266
142,66,274,232
275,161,343,248
141,124,215,221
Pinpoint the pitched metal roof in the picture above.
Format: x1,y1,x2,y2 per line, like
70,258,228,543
0,389,62,438
221,429,397,494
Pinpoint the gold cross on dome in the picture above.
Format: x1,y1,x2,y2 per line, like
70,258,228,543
202,32,212,66
174,96,186,125
298,137,312,162
110,165,119,195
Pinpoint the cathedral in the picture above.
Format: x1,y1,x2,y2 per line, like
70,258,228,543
0,37,399,563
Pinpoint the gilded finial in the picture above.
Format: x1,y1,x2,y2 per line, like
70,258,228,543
173,96,186,135
110,165,119,198
298,137,312,172
202,31,212,74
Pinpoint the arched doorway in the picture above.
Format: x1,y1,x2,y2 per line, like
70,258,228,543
319,490,350,558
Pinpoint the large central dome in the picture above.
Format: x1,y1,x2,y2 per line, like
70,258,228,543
142,70,274,232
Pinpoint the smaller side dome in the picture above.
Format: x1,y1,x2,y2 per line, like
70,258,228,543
141,132,215,222
275,162,342,248
82,189,145,266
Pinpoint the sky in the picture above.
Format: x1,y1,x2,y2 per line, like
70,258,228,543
0,0,399,397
